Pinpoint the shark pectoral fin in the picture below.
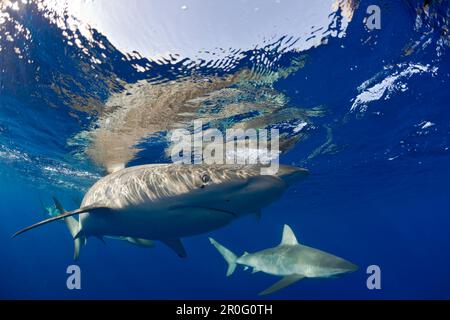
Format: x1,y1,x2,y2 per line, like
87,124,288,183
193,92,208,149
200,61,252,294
162,239,187,258
123,237,155,248
259,274,305,296
108,236,155,248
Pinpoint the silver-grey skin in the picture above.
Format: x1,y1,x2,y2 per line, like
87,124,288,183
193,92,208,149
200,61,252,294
210,225,357,295
238,244,357,279
78,164,307,240
14,164,308,259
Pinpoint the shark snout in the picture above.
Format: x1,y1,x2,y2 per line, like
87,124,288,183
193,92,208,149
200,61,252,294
345,262,359,273
276,165,309,186
339,260,358,274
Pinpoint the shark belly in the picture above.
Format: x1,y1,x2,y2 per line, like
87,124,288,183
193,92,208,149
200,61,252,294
80,206,235,239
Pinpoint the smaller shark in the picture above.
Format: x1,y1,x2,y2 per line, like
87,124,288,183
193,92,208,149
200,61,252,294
209,225,358,295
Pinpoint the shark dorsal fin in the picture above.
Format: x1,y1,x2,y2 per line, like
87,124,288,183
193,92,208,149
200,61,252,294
280,224,298,245
162,239,187,258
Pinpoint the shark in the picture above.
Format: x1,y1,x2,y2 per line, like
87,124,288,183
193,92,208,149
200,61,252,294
209,224,358,295
46,196,155,259
13,164,308,260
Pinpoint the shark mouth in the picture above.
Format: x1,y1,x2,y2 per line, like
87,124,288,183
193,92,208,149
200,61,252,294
202,207,238,218
170,205,238,218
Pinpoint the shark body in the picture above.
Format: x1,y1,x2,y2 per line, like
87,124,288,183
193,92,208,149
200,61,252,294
13,164,308,259
210,224,358,295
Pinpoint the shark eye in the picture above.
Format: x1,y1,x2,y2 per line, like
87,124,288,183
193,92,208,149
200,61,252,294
201,173,210,184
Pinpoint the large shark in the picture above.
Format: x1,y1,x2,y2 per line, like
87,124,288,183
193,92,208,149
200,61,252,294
13,164,308,259
209,224,358,295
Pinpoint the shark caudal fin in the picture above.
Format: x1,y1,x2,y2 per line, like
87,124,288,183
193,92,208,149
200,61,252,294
209,237,237,276
52,197,84,260
13,204,107,238
13,200,108,260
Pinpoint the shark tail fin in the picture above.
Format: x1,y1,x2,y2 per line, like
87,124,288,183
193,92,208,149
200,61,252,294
52,197,84,261
12,199,106,260
13,204,106,238
209,237,237,276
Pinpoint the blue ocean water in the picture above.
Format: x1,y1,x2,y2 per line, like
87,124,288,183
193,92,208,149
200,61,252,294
1,0,449,299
